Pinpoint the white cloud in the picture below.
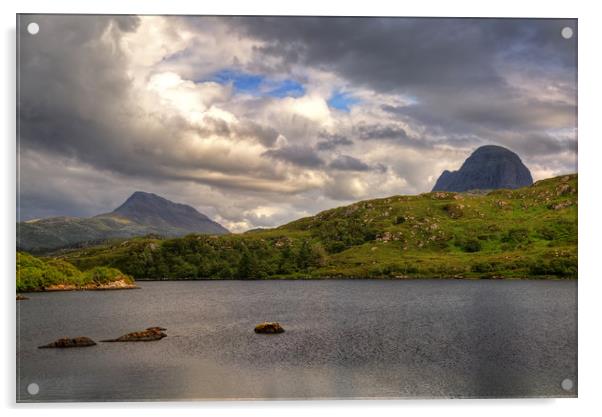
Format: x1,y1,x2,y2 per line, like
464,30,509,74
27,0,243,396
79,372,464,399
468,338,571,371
19,15,578,231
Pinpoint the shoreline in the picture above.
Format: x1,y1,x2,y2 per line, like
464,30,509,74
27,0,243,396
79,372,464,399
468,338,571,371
17,277,575,294
133,276,576,282
18,286,140,294
18,278,139,293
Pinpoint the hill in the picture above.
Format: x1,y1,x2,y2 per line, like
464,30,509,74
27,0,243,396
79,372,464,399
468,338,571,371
17,192,228,252
432,145,533,192
53,174,577,280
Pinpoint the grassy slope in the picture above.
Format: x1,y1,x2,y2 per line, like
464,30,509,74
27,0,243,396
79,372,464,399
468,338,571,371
55,174,577,280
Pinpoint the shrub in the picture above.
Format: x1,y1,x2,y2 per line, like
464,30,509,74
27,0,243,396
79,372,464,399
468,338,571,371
82,266,132,285
456,238,482,253
442,203,464,219
529,258,577,278
471,262,496,273
501,228,531,247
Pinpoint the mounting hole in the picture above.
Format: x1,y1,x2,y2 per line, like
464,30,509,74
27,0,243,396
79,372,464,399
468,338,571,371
561,378,574,391
561,27,573,40
27,383,39,395
27,22,39,35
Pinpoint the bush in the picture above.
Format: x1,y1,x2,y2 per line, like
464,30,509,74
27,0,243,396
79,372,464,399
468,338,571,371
471,262,496,273
16,252,133,291
442,203,464,219
456,238,482,253
502,228,531,245
529,258,577,278
82,266,131,285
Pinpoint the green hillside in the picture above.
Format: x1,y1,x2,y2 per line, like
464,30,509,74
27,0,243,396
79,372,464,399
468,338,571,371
53,174,577,280
16,252,135,292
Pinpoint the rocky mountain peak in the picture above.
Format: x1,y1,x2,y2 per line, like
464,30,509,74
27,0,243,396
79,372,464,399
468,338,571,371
432,145,533,192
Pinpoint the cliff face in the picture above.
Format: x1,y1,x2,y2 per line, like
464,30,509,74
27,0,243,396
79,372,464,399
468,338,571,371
432,145,533,192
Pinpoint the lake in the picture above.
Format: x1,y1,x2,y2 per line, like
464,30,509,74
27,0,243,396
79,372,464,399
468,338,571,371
16,279,577,401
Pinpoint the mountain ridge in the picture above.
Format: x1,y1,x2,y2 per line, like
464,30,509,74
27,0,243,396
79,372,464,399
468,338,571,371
17,192,228,252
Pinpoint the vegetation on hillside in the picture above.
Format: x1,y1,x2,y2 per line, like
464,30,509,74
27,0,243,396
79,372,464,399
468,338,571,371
52,174,577,280
16,252,135,292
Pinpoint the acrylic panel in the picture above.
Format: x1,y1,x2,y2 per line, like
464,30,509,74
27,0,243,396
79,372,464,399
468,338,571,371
16,15,577,402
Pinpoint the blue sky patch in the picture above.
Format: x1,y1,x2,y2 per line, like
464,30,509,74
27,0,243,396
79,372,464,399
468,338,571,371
204,69,305,98
327,91,360,112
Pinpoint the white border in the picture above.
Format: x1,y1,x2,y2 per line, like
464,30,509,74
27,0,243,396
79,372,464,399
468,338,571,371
3,1,601,416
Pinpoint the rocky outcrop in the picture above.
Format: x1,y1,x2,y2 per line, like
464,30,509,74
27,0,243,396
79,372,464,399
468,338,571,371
101,327,167,342
432,145,533,192
254,322,285,334
38,337,97,348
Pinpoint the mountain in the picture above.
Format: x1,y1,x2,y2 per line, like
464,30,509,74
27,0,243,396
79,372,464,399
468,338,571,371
17,192,228,252
108,191,228,234
432,145,533,192
60,174,577,280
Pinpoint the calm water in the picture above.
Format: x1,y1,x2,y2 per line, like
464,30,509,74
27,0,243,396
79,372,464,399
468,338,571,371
17,280,577,401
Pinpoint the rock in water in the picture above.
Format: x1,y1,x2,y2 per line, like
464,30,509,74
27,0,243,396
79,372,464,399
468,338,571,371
432,145,533,192
101,327,167,342
38,337,97,348
16,294,29,300
254,322,285,334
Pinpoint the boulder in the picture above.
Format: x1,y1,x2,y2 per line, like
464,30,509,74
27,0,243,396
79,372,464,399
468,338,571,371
38,337,97,348
16,294,29,301
254,322,285,334
102,326,167,342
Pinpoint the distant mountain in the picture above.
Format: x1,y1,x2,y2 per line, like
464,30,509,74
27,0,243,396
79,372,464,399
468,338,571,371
17,192,228,252
432,145,533,192
108,191,228,234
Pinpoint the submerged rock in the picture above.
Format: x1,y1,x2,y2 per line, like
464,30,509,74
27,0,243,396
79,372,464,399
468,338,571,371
16,294,29,300
102,326,167,342
254,322,285,334
38,337,97,348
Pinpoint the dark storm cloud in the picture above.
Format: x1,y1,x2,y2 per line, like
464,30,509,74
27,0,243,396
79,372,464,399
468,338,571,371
18,15,141,172
233,17,576,94
316,133,353,150
231,16,577,157
18,15,287,188
329,155,371,171
356,123,408,141
262,145,324,168
354,123,433,151
382,97,576,134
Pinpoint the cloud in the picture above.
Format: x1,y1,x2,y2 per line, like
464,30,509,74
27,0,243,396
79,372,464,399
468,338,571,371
316,133,353,150
17,15,577,230
329,155,371,171
262,145,324,168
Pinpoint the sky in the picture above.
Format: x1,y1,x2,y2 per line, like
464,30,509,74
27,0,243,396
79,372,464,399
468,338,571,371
17,15,577,232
